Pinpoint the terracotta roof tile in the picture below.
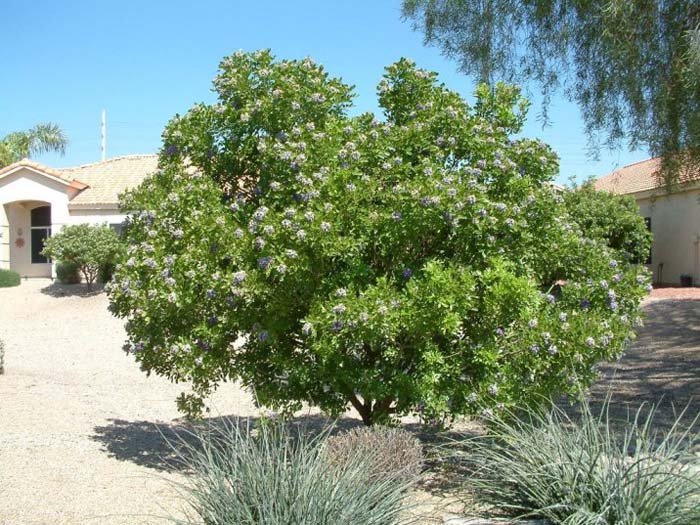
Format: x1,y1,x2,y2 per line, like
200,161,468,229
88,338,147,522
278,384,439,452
0,158,76,183
594,157,700,195
60,154,158,207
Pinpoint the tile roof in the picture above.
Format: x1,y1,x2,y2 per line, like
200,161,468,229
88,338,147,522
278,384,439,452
0,158,87,189
60,155,158,207
594,157,700,195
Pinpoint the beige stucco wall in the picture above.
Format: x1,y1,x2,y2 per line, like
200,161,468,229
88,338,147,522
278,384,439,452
0,167,129,279
0,167,71,278
6,202,52,277
67,208,126,226
636,187,700,285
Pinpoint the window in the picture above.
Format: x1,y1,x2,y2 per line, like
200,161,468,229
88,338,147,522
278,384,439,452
644,217,652,264
30,206,51,264
110,222,125,236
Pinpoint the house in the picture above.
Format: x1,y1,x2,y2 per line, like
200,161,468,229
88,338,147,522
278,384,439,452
0,155,157,278
595,157,700,286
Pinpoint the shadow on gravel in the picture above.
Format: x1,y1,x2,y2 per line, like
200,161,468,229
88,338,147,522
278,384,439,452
585,298,700,432
90,413,475,497
91,414,363,472
40,282,104,298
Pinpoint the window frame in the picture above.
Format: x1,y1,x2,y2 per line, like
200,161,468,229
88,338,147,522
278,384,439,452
30,206,51,264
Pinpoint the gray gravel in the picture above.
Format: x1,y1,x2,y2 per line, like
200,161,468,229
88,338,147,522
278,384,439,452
0,279,260,524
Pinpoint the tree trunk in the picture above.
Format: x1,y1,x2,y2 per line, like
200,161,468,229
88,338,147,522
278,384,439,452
349,395,374,425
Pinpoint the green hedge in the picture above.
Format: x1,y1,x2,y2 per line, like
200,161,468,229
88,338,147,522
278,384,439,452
0,269,20,288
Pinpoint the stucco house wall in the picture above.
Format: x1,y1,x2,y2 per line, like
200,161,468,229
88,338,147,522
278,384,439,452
0,155,156,278
0,168,72,277
636,185,700,285
595,157,700,286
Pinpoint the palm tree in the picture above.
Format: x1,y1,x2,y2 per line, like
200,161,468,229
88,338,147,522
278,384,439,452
0,123,68,168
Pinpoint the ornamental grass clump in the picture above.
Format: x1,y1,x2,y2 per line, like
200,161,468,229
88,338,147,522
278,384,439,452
463,396,700,524
169,419,419,525
108,49,651,425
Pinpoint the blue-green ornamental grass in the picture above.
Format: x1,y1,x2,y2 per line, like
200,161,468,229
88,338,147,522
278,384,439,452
463,396,700,524
108,50,650,425
167,420,419,525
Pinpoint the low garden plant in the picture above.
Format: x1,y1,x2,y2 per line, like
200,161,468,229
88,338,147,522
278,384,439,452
108,49,651,425
323,425,423,485
0,269,20,288
55,261,81,284
169,419,420,525
42,224,123,290
463,395,700,524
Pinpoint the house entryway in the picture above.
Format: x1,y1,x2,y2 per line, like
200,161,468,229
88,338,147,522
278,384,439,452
2,201,52,277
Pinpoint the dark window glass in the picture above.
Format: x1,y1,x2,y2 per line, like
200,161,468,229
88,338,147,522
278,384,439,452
31,206,51,227
110,222,124,236
31,228,50,264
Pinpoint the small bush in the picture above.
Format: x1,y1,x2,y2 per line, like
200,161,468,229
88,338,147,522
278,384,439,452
0,339,4,374
170,419,419,525
324,426,423,485
98,261,116,283
0,269,20,288
42,224,123,290
463,396,700,524
55,261,81,284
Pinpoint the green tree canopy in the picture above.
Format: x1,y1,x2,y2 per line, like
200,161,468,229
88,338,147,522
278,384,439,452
0,123,68,167
108,50,650,426
402,0,700,181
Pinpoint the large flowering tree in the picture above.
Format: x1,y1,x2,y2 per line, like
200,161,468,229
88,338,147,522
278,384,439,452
108,50,650,425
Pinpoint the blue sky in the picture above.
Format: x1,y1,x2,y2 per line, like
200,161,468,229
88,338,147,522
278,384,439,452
2,0,647,184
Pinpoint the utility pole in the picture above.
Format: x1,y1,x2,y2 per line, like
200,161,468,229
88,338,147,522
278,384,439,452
101,109,106,161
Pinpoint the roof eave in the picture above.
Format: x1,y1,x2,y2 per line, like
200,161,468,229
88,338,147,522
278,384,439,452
68,202,121,211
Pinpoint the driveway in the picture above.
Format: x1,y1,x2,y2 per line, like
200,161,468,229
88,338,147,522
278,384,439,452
0,279,258,525
590,291,700,430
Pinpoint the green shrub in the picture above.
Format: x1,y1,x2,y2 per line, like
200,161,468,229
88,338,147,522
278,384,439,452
564,181,653,263
0,339,4,374
0,269,20,288
171,419,418,524
98,261,116,283
108,50,651,425
463,396,700,524
323,426,423,485
55,261,81,284
42,224,123,290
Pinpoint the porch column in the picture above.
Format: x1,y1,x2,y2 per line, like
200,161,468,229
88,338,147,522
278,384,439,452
0,203,9,270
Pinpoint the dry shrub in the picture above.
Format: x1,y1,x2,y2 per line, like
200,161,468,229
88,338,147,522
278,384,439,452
324,426,423,485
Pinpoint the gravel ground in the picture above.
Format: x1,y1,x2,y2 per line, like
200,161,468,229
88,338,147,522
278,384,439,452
0,279,262,525
2,281,697,524
588,292,700,431
0,280,456,524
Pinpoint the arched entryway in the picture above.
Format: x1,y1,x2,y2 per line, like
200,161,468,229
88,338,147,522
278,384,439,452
3,201,52,278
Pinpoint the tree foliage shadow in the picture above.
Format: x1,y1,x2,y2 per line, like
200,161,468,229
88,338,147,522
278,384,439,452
582,299,700,433
90,412,477,498
40,281,104,298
